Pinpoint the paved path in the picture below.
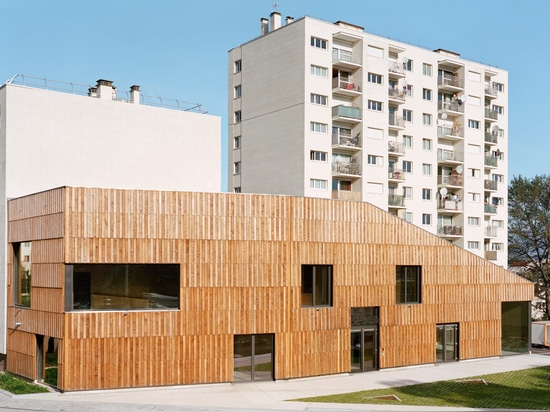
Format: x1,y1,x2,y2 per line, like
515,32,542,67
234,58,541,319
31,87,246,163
2,353,550,412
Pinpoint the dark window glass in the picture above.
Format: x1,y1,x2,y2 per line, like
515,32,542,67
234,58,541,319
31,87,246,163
13,242,31,307
302,265,332,307
396,265,421,304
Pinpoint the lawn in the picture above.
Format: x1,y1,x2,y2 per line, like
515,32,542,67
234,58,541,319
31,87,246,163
0,372,49,394
293,366,550,410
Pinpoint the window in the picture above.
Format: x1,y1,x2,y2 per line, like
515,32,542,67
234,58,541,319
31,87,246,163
368,72,383,84
67,264,180,311
234,85,242,98
368,100,383,111
468,95,481,106
396,266,421,304
467,192,480,202
423,63,432,76
402,161,412,173
234,187,241,193
310,122,328,133
422,138,432,150
367,45,383,58
310,65,328,77
498,129,505,138
13,242,31,307
403,59,413,71
493,82,504,92
366,127,384,140
310,93,328,105
467,144,481,155
422,214,432,225
301,265,332,307
367,154,382,165
234,111,242,123
422,188,432,200
422,163,432,176
493,174,504,183
422,88,432,101
233,136,241,149
366,182,384,194
402,135,412,148
468,119,480,129
492,243,504,251
311,36,328,49
492,197,504,206
310,151,327,161
468,70,481,82
422,113,432,126
234,161,241,174
333,179,352,191
405,212,413,223
234,60,242,73
310,179,327,190
403,186,413,199
468,241,480,250
405,85,413,97
469,168,480,178
403,109,412,122
492,105,504,115
493,220,504,229
468,217,480,226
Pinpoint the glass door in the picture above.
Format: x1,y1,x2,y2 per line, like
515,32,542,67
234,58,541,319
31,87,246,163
350,328,378,372
233,334,274,382
436,324,458,362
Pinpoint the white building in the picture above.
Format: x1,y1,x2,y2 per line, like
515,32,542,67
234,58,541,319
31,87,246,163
0,76,221,358
228,13,508,266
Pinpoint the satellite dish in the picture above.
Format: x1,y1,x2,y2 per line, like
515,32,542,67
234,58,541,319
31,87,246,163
440,188,448,196
492,125,499,133
459,95,467,103
456,166,463,174
441,112,448,120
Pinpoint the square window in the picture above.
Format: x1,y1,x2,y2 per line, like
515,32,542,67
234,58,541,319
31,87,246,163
310,93,328,105
468,119,480,129
422,88,432,101
311,65,328,77
234,85,242,98
311,36,328,49
403,186,413,199
234,111,242,123
368,100,383,111
368,72,383,84
402,135,412,148
422,138,432,150
403,109,412,122
310,179,327,190
422,188,431,200
234,161,241,174
396,266,421,304
403,59,413,71
301,265,332,307
234,60,242,73
310,151,327,161
423,63,432,76
422,214,431,225
405,212,413,223
468,217,480,226
233,136,241,149
423,113,432,126
402,161,412,173
422,164,432,176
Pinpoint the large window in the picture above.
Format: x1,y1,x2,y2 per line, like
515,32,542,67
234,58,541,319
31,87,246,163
66,264,180,311
13,242,32,307
501,301,529,354
301,265,332,307
311,36,328,49
396,265,421,304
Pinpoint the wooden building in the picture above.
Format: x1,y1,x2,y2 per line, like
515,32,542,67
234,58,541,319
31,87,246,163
6,187,532,391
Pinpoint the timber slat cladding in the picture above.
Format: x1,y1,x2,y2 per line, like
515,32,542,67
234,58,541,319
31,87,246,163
6,187,533,391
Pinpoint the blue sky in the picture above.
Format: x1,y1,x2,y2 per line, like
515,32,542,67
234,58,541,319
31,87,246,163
2,0,548,190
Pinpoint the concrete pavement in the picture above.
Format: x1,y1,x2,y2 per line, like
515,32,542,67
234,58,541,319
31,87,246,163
2,353,550,412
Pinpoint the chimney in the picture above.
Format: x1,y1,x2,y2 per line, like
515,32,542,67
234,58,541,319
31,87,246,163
87,86,97,98
270,11,281,31
261,17,269,35
130,85,140,105
285,16,294,25
96,79,115,100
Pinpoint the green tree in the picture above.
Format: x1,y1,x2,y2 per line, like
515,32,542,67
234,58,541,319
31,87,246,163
508,175,550,319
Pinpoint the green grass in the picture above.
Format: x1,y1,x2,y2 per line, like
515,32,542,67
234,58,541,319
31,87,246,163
0,372,49,394
292,366,550,410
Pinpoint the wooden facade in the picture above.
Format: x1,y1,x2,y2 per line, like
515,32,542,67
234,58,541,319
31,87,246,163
6,187,533,391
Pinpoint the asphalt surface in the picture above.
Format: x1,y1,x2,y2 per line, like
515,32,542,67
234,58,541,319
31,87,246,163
1,353,550,412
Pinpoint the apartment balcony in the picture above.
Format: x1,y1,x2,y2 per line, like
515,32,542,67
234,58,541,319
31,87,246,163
484,156,498,168
484,108,498,121
437,199,463,213
332,78,362,97
438,225,463,237
388,168,406,181
437,101,464,115
485,226,498,238
332,161,361,177
484,84,498,99
388,194,405,208
388,114,405,130
484,131,498,146
332,105,362,124
388,87,406,104
332,48,362,70
388,62,406,78
332,190,361,201
437,126,463,141
332,132,361,151
484,179,498,191
388,141,405,156
437,149,463,165
438,174,463,188
437,75,464,92
485,250,498,260
484,204,497,214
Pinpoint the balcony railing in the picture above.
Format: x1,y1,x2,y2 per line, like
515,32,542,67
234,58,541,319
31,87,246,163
388,141,405,155
438,174,463,187
332,190,361,201
388,61,405,75
332,78,362,92
485,204,497,214
438,199,462,211
484,179,498,190
332,132,361,148
484,85,498,97
388,194,405,207
485,250,498,260
485,132,498,144
438,225,463,236
332,48,362,66
332,161,361,176
438,101,464,113
332,105,362,120
484,108,498,120
389,114,405,128
437,126,463,138
485,226,498,237
388,87,405,100
388,168,406,180
438,75,464,89
485,156,498,167
437,149,463,162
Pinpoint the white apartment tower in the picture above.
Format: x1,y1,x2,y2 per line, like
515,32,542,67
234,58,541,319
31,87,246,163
228,13,508,267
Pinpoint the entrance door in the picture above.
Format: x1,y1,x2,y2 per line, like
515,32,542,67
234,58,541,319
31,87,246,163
351,328,378,372
233,334,274,382
436,324,458,362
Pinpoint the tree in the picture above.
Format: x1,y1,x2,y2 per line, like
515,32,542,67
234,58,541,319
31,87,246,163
508,175,550,319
